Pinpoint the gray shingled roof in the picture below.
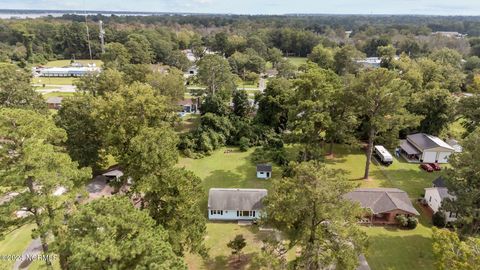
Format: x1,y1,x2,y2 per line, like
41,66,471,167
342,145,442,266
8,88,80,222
256,164,272,172
343,188,419,215
407,133,454,151
437,188,455,200
433,176,446,188
400,140,421,155
208,188,267,210
46,96,63,104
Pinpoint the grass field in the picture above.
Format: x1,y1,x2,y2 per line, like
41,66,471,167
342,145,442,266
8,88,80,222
286,57,308,67
42,92,76,98
32,77,78,85
185,223,279,270
0,224,36,270
43,59,103,67
176,114,201,133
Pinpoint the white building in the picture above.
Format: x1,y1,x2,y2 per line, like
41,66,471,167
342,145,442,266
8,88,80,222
256,164,272,179
424,177,457,222
399,133,455,164
39,65,101,77
208,188,267,221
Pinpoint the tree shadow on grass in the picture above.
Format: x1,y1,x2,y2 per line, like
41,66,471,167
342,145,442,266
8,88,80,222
204,252,257,270
365,234,434,270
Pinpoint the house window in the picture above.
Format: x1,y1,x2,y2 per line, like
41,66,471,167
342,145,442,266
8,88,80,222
252,211,256,217
429,196,432,202
260,172,264,175
211,210,223,215
237,211,239,217
242,211,250,216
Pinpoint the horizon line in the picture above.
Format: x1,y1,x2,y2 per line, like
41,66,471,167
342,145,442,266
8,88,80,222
0,8,479,17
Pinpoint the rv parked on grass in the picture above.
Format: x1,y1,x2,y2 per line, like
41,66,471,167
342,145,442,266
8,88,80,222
374,145,393,166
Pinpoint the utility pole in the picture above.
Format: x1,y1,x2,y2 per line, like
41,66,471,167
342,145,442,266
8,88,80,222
84,13,93,60
99,20,105,54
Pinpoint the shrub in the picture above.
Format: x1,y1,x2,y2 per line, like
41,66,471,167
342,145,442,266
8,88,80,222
432,211,447,228
407,216,418,229
239,137,250,152
395,214,409,227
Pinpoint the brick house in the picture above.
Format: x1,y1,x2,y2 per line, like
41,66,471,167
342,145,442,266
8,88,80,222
344,188,420,225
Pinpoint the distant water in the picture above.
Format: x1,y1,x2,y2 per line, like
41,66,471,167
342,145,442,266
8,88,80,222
0,13,64,19
0,10,178,19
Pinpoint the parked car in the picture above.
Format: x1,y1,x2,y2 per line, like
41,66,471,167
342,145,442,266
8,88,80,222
420,163,434,172
429,163,441,171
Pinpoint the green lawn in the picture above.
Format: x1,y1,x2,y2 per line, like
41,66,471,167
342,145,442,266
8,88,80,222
43,59,103,67
185,223,279,270
176,114,201,134
325,144,444,197
32,77,78,85
286,57,307,67
179,147,274,194
0,224,36,270
42,92,76,98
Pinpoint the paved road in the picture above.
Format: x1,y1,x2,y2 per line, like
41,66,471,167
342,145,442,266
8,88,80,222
13,238,41,270
33,84,76,93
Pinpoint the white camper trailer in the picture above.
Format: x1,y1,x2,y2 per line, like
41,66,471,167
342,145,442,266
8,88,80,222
374,145,393,166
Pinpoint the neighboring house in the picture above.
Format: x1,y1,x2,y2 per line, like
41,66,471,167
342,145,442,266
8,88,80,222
208,188,267,221
356,57,382,68
399,133,455,163
177,98,199,114
446,139,463,153
46,96,63,110
344,188,420,225
424,177,457,222
256,164,272,179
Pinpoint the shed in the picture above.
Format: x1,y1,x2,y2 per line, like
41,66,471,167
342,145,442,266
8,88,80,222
256,164,272,179
208,188,267,220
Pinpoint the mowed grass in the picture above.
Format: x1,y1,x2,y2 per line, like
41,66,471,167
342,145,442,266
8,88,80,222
42,92,76,98
43,59,103,67
32,77,78,85
286,56,307,67
185,223,279,270
179,147,279,269
0,224,36,270
325,144,444,197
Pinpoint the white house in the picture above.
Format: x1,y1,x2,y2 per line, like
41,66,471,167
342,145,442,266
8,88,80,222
424,177,457,222
208,188,267,221
399,133,455,163
256,164,272,179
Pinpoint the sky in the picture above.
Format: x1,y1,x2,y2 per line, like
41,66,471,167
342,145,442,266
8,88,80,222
1,0,480,16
